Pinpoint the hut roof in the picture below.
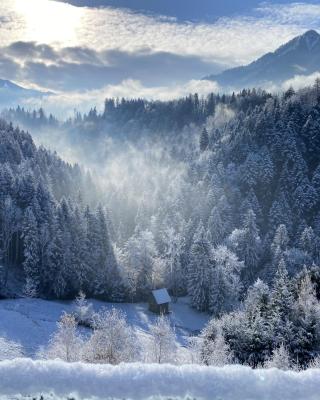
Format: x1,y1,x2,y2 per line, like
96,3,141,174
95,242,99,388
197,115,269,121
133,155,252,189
152,288,171,305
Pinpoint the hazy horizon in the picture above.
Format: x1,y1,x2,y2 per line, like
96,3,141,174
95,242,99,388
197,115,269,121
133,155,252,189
0,0,319,116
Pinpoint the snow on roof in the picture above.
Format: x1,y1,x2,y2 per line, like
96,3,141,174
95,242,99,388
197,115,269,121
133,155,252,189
152,288,171,305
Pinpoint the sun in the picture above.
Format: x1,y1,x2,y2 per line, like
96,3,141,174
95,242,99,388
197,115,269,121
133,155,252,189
14,0,84,47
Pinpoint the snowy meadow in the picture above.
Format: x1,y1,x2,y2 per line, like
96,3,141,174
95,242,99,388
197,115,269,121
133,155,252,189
0,296,208,361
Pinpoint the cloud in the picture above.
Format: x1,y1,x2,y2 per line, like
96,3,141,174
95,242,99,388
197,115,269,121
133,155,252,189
6,41,58,62
0,0,319,108
259,69,320,93
256,3,320,27
0,42,223,91
20,79,220,117
74,2,320,65
1,0,319,68
0,56,20,80
280,70,320,91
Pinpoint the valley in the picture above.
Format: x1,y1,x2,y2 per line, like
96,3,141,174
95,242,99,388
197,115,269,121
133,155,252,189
0,1,320,399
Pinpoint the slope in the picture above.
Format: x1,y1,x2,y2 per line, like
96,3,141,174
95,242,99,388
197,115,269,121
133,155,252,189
205,30,320,89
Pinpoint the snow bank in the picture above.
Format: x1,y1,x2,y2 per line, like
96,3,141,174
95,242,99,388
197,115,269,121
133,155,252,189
0,337,24,361
0,359,320,399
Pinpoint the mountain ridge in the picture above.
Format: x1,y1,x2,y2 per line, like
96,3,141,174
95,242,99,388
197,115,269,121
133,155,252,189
205,30,320,89
0,78,49,106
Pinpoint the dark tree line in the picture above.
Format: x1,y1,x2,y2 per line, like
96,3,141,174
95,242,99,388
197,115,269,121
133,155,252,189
2,89,271,138
0,119,124,300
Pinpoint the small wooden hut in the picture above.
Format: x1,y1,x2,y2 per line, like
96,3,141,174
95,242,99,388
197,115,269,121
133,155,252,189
148,288,171,315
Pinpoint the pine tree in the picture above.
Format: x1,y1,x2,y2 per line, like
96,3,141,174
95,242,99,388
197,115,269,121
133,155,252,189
0,164,14,201
94,205,121,300
199,128,209,152
46,218,66,298
56,199,73,297
227,209,261,283
0,196,20,285
292,272,320,366
164,227,184,301
269,194,293,235
299,227,315,258
209,246,242,315
293,178,317,217
70,207,89,293
124,229,157,300
15,171,36,209
84,205,101,294
302,114,320,168
241,209,261,282
188,222,212,311
269,259,295,347
271,224,289,272
240,189,262,226
207,206,226,246
312,164,320,198
243,279,272,367
22,207,40,296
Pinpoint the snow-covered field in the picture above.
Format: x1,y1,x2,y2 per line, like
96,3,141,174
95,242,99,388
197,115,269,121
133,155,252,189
0,297,209,357
4,298,320,400
0,358,320,400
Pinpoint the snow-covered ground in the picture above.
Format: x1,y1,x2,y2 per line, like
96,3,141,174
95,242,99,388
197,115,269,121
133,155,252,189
1,299,320,399
0,297,209,357
0,358,320,400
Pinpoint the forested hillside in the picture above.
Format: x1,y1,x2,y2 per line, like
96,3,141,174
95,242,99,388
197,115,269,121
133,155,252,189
0,119,124,300
3,82,320,367
4,85,320,302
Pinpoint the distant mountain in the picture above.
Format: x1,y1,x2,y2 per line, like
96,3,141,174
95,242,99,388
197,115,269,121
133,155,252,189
205,30,320,89
0,79,49,107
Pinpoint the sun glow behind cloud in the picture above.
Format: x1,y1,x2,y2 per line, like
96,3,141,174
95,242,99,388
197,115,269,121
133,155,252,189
0,0,320,112
13,0,84,47
1,0,319,65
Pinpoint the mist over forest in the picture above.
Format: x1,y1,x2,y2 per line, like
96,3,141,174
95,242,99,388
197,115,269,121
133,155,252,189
2,2,320,390
3,83,320,322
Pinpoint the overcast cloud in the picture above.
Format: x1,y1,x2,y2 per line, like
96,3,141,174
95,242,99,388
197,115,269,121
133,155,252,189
0,43,224,91
0,1,319,112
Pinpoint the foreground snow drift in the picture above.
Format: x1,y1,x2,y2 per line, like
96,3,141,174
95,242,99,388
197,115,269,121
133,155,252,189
0,359,320,400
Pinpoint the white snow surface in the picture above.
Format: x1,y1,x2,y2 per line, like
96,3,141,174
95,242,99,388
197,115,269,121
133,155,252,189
0,297,209,357
0,359,320,400
152,288,171,304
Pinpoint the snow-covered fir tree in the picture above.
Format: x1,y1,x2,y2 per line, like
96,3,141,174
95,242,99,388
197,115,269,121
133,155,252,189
188,222,212,311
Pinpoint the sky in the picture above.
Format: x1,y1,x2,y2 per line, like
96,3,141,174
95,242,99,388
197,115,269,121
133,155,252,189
55,0,311,22
1,0,320,114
